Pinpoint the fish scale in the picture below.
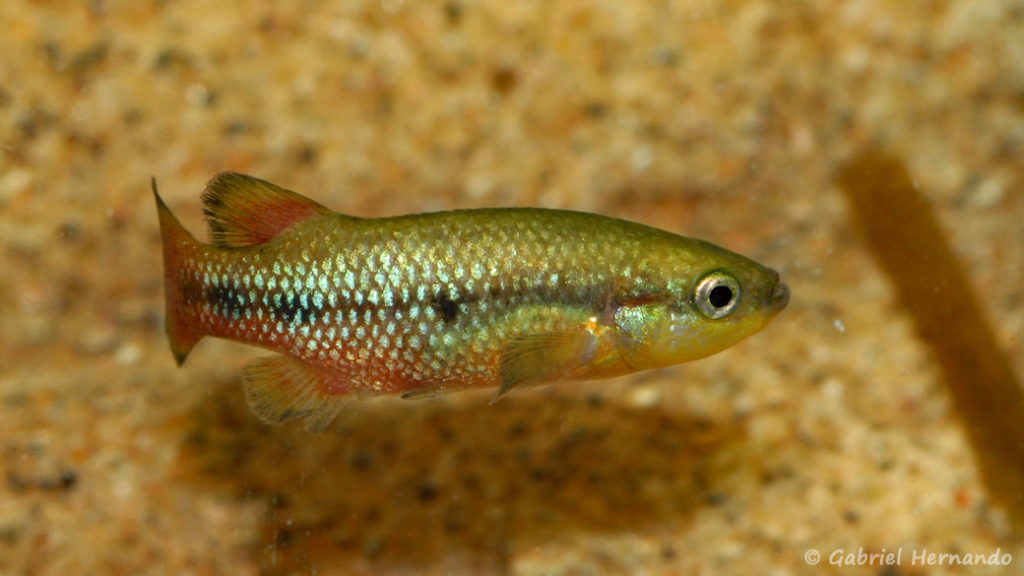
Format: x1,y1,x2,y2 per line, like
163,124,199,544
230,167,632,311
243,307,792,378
156,172,788,431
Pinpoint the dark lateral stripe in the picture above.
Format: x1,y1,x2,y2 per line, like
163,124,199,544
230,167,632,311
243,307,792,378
203,272,602,325
204,282,394,324
269,291,306,322
206,284,250,320
205,283,317,322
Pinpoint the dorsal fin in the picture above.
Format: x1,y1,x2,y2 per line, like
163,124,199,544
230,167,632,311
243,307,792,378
201,172,332,247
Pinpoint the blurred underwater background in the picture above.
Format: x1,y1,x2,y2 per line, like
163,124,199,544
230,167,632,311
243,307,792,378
1,1,1023,574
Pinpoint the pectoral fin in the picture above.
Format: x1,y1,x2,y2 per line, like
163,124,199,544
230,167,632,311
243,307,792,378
494,330,597,403
401,385,451,400
241,355,348,433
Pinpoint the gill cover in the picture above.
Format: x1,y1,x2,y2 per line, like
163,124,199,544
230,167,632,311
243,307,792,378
613,268,785,370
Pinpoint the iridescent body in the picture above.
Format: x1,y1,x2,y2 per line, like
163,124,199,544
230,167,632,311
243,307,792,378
156,173,788,431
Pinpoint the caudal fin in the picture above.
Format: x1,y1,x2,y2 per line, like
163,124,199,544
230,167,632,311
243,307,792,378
153,178,205,365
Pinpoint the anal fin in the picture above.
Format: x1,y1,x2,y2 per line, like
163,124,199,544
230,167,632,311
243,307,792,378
494,330,597,403
241,355,348,433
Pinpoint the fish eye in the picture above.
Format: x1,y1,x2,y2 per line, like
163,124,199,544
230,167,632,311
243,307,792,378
694,272,741,319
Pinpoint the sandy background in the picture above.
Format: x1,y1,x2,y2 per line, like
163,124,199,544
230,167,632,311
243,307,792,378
2,1,1024,575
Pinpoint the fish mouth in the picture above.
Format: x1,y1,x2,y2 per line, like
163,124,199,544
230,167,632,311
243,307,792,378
767,281,790,316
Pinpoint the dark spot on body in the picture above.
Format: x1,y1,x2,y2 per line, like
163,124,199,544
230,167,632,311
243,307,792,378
433,292,459,323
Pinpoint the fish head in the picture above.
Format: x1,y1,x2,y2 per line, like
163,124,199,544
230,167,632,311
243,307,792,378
614,249,789,370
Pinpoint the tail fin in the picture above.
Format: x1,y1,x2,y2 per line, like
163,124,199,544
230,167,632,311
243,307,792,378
153,178,205,365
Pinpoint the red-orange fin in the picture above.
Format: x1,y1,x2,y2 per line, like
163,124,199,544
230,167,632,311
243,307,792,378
201,172,332,248
153,178,205,365
241,355,349,433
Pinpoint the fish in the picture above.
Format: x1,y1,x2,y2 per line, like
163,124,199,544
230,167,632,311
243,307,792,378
155,172,789,432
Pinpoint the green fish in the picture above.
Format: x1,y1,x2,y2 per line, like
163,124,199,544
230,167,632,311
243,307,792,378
156,173,788,431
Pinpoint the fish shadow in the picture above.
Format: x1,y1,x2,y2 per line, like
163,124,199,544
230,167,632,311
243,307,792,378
177,377,749,574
